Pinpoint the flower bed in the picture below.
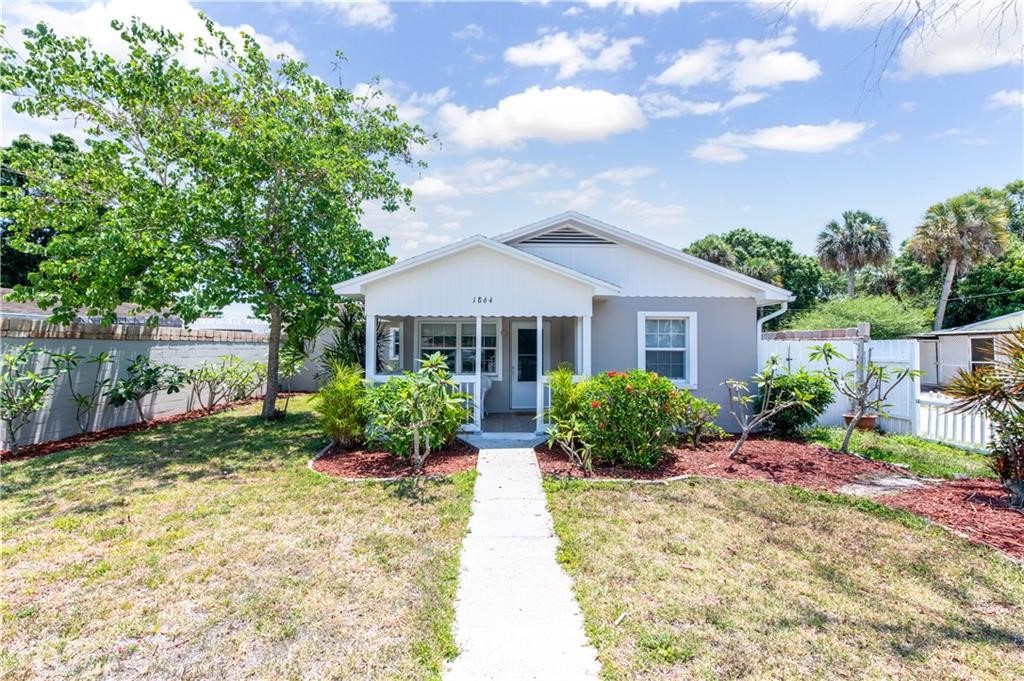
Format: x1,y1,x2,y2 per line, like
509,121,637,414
312,440,478,479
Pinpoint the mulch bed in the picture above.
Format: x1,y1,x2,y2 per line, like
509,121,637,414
312,440,478,479
535,436,896,492
886,479,1024,560
0,393,310,462
536,437,1024,561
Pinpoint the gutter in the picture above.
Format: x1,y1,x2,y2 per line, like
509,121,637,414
756,301,790,342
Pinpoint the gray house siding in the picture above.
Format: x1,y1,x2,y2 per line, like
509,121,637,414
591,296,758,429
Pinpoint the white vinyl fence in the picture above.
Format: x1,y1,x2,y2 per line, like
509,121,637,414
759,336,994,451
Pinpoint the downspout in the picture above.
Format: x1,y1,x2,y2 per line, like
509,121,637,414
756,300,790,342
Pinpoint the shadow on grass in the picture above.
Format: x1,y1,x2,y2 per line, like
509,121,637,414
3,407,324,517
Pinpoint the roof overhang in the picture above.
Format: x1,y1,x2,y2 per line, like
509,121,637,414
495,211,794,305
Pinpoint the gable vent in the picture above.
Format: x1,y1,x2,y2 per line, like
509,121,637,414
519,225,616,245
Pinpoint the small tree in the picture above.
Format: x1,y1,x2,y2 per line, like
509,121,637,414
106,355,189,423
0,343,62,455
725,356,815,459
944,329,1024,508
50,351,114,432
364,353,469,471
809,342,921,454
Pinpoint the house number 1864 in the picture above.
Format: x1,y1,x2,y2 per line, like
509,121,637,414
471,296,493,303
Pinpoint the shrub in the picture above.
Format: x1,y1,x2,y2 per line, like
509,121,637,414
677,390,727,447
313,363,367,449
754,369,835,437
0,343,63,455
549,369,684,470
106,355,189,423
783,295,932,339
725,356,817,459
363,353,470,469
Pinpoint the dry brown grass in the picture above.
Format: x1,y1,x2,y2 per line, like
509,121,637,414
545,477,1024,680
1,397,475,680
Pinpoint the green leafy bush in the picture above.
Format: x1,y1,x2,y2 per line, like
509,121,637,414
677,390,727,446
313,363,367,449
754,369,835,437
0,343,63,455
548,369,684,470
363,353,470,469
783,295,932,339
106,355,188,423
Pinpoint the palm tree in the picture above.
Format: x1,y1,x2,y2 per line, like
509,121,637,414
908,191,1009,331
686,235,736,269
816,210,892,297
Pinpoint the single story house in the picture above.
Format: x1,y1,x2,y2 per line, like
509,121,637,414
914,309,1024,388
333,212,793,436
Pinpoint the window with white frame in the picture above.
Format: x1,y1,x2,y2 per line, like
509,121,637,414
637,312,695,384
970,337,995,373
385,325,401,362
419,321,498,376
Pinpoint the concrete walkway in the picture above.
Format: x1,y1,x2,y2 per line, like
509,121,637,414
445,445,600,681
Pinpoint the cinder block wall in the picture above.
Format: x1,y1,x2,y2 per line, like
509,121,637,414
1,318,321,448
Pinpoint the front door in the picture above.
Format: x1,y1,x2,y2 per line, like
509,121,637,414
510,321,549,410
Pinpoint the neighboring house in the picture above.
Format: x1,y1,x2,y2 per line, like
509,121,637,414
914,309,1024,388
333,212,792,435
0,288,183,326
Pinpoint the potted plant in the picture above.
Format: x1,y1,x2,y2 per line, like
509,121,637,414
843,412,878,430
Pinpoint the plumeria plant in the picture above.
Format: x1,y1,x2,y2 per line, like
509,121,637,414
725,355,815,459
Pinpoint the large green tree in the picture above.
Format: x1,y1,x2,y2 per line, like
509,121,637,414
686,228,841,312
815,210,892,297
1,17,423,418
0,133,81,287
945,234,1024,327
908,190,1009,331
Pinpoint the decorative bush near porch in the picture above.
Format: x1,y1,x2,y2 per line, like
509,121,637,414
545,478,1024,680
0,397,475,679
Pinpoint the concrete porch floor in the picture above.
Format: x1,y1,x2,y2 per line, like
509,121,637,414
481,412,537,434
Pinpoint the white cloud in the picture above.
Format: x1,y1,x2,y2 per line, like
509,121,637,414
786,1,898,30
504,30,644,79
411,158,572,201
692,120,867,163
438,86,646,149
654,28,819,91
586,1,682,16
453,23,485,40
989,89,1024,109
1,0,302,144
640,91,766,118
352,80,451,122
611,197,687,226
536,165,656,210
563,6,585,17
388,220,456,253
311,0,395,30
591,166,656,185
879,132,903,143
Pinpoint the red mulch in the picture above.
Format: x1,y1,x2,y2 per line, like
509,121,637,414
535,436,895,491
886,479,1024,560
0,393,311,462
537,437,1024,561
312,440,478,479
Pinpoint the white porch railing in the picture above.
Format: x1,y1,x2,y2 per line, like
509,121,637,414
369,373,481,432
917,391,995,451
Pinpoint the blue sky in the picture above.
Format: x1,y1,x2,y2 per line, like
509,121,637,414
4,0,1022,259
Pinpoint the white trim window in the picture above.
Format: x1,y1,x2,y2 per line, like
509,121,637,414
385,325,402,362
418,320,500,377
970,336,995,373
637,312,697,387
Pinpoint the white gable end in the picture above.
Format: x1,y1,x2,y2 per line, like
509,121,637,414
362,243,597,317
517,241,761,299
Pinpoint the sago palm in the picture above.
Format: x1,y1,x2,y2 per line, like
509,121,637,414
944,328,1024,508
816,210,892,297
908,190,1009,330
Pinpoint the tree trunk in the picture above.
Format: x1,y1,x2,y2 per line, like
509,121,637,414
3,420,19,457
729,428,750,459
261,303,283,420
840,407,865,454
847,269,856,297
934,257,958,331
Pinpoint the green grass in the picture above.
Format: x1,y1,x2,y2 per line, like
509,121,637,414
545,477,1024,681
804,426,994,479
0,396,476,680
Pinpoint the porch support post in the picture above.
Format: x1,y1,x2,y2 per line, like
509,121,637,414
582,314,592,376
535,315,544,433
575,316,583,373
364,312,376,380
474,315,483,430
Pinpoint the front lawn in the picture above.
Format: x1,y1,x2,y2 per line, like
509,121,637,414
546,478,1023,680
1,396,475,679
803,426,994,479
